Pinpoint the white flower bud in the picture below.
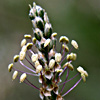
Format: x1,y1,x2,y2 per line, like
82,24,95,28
20,73,27,83
31,54,38,62
36,65,42,73
44,39,51,47
21,45,27,52
33,2,36,7
55,53,62,63
35,16,43,24
44,12,49,23
35,28,43,37
45,23,52,31
44,23,52,38
19,51,26,61
71,40,78,49
49,59,55,69
21,39,26,47
12,71,18,80
8,63,13,72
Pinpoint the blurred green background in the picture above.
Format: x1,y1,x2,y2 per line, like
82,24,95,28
0,0,100,100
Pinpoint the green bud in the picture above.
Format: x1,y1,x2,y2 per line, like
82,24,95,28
34,28,43,41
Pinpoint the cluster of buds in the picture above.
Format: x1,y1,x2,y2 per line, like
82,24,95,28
8,2,88,100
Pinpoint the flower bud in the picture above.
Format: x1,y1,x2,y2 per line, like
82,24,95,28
59,36,69,44
33,17,44,31
44,12,49,23
44,23,52,38
26,43,33,50
21,39,26,47
8,63,13,72
29,3,35,20
31,54,38,62
19,51,26,61
12,71,18,80
36,5,44,19
34,28,43,41
20,73,27,83
55,53,62,63
36,65,42,73
71,40,78,49
49,59,55,69
24,34,32,39
13,55,19,62
44,38,51,47
62,44,69,52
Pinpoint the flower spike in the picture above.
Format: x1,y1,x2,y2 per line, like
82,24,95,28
8,2,88,100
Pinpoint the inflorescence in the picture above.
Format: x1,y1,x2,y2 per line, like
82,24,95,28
8,2,88,100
